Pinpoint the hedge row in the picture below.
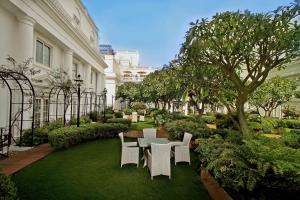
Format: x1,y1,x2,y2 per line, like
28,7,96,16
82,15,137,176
106,118,132,126
48,123,128,148
0,171,18,200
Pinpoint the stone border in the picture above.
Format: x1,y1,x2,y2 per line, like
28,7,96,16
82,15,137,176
200,167,233,200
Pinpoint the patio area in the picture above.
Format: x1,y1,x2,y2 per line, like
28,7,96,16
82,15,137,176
11,138,211,200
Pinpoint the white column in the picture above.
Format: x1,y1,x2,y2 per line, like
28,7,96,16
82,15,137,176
85,63,92,88
64,49,73,79
17,15,35,63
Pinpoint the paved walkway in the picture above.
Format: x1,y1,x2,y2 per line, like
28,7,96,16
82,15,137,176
124,127,170,139
0,144,55,176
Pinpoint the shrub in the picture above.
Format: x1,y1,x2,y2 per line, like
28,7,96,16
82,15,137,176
290,129,300,135
123,108,133,115
47,118,64,131
130,102,146,110
114,112,123,118
164,119,209,140
105,107,114,114
48,123,129,148
21,127,49,146
106,118,131,126
202,115,216,124
281,120,300,129
88,111,99,122
282,108,300,119
281,131,300,149
69,116,91,125
196,135,300,199
0,172,18,200
137,109,145,115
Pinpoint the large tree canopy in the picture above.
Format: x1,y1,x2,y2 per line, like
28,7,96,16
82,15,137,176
250,76,298,116
181,2,300,134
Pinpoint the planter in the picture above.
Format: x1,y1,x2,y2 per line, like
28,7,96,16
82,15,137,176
200,167,233,200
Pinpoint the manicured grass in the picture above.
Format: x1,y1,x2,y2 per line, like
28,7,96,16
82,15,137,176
12,138,211,200
129,117,157,131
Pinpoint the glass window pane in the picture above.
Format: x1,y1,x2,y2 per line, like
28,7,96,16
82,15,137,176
36,40,43,64
43,45,50,67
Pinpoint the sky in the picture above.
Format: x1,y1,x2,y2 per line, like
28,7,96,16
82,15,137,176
82,0,293,68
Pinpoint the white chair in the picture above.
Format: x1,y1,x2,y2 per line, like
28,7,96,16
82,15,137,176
147,143,171,180
143,128,156,139
122,112,128,119
139,115,145,121
132,112,138,122
171,132,192,165
119,132,139,167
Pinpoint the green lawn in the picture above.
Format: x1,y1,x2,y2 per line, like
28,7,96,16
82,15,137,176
12,138,211,200
129,117,157,131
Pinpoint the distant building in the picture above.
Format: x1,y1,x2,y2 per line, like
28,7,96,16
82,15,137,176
100,45,155,109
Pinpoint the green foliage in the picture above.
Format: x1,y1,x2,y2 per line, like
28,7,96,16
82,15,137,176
202,115,216,124
182,2,300,134
21,127,49,146
281,119,300,129
88,111,99,122
196,134,300,198
69,116,91,125
105,107,114,114
114,111,123,118
282,108,300,119
48,123,128,148
249,76,298,116
123,108,133,115
47,119,64,131
106,118,131,126
116,82,142,102
137,109,145,115
164,119,209,139
130,102,146,110
281,131,300,148
0,171,18,200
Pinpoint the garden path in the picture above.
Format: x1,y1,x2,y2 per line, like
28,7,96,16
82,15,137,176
0,144,54,176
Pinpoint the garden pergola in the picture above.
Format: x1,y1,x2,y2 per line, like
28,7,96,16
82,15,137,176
0,70,35,153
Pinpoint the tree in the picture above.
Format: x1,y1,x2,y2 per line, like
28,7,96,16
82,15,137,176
181,2,300,134
141,67,181,110
116,82,142,106
250,76,298,116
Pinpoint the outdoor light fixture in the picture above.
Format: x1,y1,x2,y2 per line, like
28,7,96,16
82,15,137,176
102,88,107,119
74,74,83,127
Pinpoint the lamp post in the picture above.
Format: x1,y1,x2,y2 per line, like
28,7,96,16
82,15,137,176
74,74,83,127
102,88,107,119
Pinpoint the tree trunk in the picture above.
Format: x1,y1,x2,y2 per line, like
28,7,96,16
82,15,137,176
236,99,248,135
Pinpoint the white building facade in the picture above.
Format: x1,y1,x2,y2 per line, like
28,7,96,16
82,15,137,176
101,45,155,110
0,0,107,141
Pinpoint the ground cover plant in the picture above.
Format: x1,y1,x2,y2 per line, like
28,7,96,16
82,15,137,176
196,134,300,199
12,139,211,200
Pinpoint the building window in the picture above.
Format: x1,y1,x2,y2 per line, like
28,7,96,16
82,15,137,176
43,99,49,124
73,63,78,79
34,99,41,127
35,40,50,67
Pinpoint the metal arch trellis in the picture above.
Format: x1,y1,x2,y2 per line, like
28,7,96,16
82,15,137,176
47,85,77,125
0,70,35,155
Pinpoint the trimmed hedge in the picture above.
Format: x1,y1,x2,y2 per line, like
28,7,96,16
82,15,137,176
69,116,92,125
48,123,128,148
106,118,131,126
164,119,210,140
0,172,18,200
114,112,123,118
21,127,49,146
202,115,216,124
281,120,300,129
